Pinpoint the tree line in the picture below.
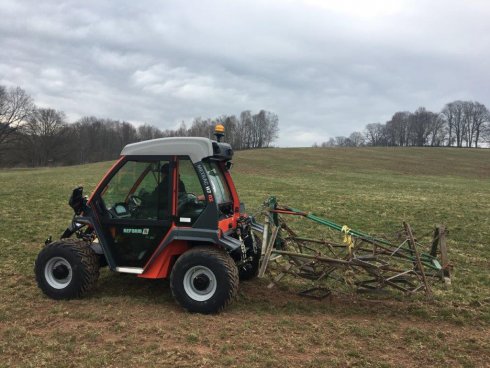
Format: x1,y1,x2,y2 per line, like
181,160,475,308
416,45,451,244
0,85,279,167
314,101,490,148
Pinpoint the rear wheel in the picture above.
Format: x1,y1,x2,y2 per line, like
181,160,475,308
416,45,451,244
35,239,100,299
170,246,239,314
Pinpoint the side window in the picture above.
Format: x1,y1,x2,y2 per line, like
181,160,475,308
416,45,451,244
177,158,206,224
203,160,232,204
101,160,170,220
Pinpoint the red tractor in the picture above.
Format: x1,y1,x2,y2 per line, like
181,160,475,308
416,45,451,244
35,126,262,313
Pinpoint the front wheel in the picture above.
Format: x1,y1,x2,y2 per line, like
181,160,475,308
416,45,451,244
35,239,100,300
170,246,239,314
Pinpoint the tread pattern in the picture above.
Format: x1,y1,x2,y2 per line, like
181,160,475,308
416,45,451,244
35,239,100,298
170,246,239,313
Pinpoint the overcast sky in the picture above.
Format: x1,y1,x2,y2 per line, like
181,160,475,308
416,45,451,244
1,0,489,146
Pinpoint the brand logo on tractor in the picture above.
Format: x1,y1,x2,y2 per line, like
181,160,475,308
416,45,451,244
196,163,209,186
196,163,214,202
123,228,150,235
205,185,214,202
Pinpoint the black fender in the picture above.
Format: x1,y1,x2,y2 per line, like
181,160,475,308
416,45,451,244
67,215,116,270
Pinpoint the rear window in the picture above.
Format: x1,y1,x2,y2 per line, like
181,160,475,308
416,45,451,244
203,160,232,204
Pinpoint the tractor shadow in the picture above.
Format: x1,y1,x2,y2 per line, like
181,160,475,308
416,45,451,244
89,268,176,307
87,269,425,320
234,278,430,321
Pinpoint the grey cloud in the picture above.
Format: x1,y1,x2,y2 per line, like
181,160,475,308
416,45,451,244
0,0,489,146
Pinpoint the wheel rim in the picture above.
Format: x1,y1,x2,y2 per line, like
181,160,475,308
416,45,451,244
44,257,73,289
183,266,217,301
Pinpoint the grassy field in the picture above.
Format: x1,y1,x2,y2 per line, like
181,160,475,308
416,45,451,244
0,147,489,367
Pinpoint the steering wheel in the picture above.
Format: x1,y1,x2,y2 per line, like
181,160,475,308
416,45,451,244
128,194,143,214
177,193,200,213
184,193,197,201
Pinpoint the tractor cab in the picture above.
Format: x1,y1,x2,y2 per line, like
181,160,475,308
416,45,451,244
88,136,239,270
35,126,262,314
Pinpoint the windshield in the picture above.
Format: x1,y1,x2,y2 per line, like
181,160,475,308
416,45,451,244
203,160,232,204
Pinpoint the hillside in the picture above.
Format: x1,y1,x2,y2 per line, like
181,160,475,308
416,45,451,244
0,147,489,367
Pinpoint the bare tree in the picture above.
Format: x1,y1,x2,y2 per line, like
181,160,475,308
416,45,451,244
385,112,410,146
187,117,213,139
442,101,465,147
262,111,279,147
441,104,454,146
222,115,240,148
365,123,386,146
335,136,348,146
20,108,68,166
462,101,476,147
321,138,336,147
240,111,253,149
0,86,34,149
469,102,489,148
407,107,435,146
70,117,138,163
441,101,488,147
481,122,490,145
138,124,164,141
427,114,446,146
349,131,365,147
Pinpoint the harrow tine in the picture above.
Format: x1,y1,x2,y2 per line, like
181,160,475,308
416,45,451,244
258,221,281,278
404,222,433,298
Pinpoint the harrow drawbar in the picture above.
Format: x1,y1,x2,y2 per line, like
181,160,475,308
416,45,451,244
255,197,450,299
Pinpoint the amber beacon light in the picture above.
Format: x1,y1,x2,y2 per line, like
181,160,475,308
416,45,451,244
214,124,225,142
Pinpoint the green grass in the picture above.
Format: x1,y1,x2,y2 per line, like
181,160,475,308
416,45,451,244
0,147,489,367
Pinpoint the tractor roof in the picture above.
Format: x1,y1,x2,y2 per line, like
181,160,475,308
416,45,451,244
121,137,232,163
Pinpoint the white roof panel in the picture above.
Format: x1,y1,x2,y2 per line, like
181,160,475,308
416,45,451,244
120,137,214,163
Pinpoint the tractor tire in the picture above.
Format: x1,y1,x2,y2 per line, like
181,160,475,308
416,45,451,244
170,246,239,314
35,239,100,300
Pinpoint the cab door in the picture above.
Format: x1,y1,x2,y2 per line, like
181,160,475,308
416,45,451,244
92,157,174,269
